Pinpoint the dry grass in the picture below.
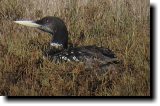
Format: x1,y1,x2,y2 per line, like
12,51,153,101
0,0,150,96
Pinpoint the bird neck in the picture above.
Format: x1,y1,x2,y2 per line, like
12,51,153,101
51,31,68,49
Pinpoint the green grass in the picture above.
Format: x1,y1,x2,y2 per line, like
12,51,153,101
0,0,150,96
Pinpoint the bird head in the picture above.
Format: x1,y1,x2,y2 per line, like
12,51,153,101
14,16,68,49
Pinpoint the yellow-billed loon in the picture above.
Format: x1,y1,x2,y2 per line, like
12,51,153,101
14,16,118,69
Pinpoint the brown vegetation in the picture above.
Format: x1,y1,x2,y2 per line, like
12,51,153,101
0,0,150,96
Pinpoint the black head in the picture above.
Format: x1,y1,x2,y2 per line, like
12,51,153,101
35,16,68,49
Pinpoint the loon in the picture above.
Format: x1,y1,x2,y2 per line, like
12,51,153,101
14,16,118,69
